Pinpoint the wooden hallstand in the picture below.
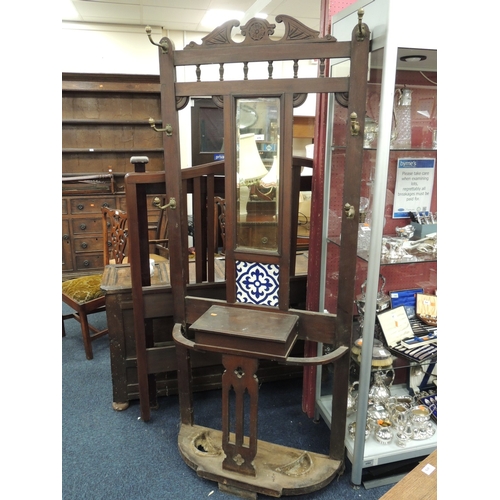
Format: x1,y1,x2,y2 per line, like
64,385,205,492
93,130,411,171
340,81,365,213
128,10,371,498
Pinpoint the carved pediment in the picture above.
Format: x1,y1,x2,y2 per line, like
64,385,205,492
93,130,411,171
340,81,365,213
185,15,336,49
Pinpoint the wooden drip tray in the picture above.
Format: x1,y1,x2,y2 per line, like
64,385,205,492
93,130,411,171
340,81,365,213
178,424,341,498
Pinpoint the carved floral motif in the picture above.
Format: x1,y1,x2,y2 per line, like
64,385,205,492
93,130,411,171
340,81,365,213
185,15,336,49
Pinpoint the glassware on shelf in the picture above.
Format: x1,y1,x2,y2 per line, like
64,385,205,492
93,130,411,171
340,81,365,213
381,237,389,259
393,87,412,149
357,196,371,252
375,420,393,445
357,224,371,253
409,404,435,440
347,381,359,416
387,397,417,447
348,421,370,441
368,370,391,404
363,116,378,148
395,420,414,447
392,404,410,428
395,225,415,239
367,402,389,432
385,238,416,261
351,337,383,357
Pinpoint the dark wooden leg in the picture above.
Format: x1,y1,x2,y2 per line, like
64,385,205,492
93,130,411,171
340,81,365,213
176,335,194,426
329,353,349,461
221,355,259,477
145,318,158,409
80,311,93,360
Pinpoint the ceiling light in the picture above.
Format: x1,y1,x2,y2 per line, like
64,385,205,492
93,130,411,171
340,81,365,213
400,55,427,63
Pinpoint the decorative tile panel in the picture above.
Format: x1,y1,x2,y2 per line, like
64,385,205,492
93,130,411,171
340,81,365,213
236,261,279,306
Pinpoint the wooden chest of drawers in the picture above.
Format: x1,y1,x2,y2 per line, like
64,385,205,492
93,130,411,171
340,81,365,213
62,193,126,279
62,191,165,279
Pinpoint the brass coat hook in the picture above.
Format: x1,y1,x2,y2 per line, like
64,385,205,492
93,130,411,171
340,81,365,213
153,197,176,210
350,112,360,136
145,26,169,53
356,9,366,41
148,117,173,136
344,203,355,219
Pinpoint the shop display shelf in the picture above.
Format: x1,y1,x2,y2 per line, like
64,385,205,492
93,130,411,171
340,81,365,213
316,384,437,468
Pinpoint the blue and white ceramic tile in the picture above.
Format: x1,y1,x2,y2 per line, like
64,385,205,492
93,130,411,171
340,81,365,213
236,261,279,306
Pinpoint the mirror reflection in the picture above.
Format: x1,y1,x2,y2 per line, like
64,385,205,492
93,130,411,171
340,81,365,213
236,97,280,251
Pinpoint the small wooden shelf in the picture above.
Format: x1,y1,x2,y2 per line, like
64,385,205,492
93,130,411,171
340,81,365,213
62,148,164,154
62,119,160,126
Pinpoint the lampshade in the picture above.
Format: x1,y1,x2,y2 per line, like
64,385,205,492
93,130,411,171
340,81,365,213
260,155,279,188
238,133,269,186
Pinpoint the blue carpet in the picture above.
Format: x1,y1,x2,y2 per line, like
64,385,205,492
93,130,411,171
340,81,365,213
62,305,393,499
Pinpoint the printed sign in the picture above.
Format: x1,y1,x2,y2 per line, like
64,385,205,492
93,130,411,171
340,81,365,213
393,158,435,219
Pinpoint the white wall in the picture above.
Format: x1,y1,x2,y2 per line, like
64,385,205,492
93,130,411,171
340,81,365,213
61,21,318,165
62,21,321,81
62,22,199,75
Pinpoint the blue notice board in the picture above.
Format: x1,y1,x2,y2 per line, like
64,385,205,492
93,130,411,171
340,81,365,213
393,158,436,219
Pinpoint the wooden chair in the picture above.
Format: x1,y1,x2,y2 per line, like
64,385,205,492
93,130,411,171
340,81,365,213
62,207,128,360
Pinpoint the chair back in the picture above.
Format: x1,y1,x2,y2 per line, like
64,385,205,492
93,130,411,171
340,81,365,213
102,207,128,265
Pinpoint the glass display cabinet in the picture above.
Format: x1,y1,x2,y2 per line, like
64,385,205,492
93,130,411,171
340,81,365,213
313,0,438,487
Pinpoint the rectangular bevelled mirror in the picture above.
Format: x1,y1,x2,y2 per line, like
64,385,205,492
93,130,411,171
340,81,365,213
236,97,280,252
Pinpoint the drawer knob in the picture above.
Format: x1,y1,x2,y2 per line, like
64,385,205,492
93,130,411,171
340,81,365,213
80,223,87,230
80,242,88,249
63,234,69,241
77,204,84,210
261,237,269,244
83,260,90,267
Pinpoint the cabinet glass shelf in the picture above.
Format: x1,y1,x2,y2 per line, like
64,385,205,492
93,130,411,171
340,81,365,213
327,237,437,264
